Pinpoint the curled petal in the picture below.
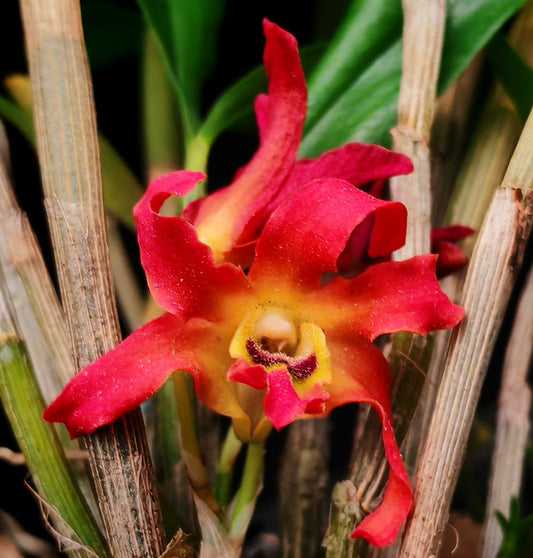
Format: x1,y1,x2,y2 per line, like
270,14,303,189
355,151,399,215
263,369,329,429
229,361,330,431
434,240,468,277
272,142,413,207
351,404,411,546
189,19,307,262
307,255,464,340
228,358,268,390
226,359,272,442
431,225,474,277
134,171,250,320
44,314,203,438
324,336,412,546
249,178,407,292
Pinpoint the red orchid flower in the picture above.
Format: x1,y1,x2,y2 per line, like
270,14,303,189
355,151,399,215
182,19,413,266
44,172,463,546
431,225,475,277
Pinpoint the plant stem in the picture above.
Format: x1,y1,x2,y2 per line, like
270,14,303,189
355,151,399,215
18,1,166,556
444,0,533,258
479,262,533,557
430,52,483,226
280,419,330,558
0,275,108,558
389,0,445,258
398,106,533,556
4,74,144,231
229,441,264,536
0,124,72,403
173,372,220,513
142,28,182,181
215,426,243,509
329,1,445,555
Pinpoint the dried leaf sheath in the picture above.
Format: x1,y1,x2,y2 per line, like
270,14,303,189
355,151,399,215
479,262,533,557
18,1,165,556
399,104,533,555
390,0,446,258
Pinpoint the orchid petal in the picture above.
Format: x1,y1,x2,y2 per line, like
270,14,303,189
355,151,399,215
44,312,254,439
323,335,412,546
249,178,407,292
307,255,464,340
227,358,268,390
44,314,201,438
253,93,270,146
189,19,307,261
431,224,474,243
272,142,413,207
134,171,250,320
263,369,329,429
431,224,474,277
434,240,468,277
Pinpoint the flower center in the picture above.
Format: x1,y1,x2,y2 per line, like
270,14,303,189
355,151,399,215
228,306,333,439
229,306,331,388
252,308,298,354
245,338,317,380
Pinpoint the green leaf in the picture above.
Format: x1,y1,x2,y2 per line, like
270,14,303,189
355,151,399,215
304,0,404,133
300,39,402,157
300,0,528,156
487,33,533,122
199,64,266,147
439,0,529,91
135,0,226,138
81,2,144,69
496,498,533,558
0,334,109,558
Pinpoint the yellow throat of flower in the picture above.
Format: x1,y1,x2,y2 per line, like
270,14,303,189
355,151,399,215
230,306,332,395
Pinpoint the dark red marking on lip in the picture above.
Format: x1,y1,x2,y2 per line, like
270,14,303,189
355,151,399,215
245,338,317,380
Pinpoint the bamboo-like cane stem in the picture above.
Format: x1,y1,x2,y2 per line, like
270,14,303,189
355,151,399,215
325,3,446,556
430,53,484,226
444,0,533,258
398,107,533,557
479,263,533,558
280,419,330,558
18,1,166,556
0,124,73,403
390,0,445,258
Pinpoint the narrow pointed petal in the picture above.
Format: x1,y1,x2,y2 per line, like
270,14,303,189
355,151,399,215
249,178,407,292
190,19,307,261
44,314,201,438
351,406,411,546
307,255,464,340
134,171,250,320
323,336,412,546
44,313,253,439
